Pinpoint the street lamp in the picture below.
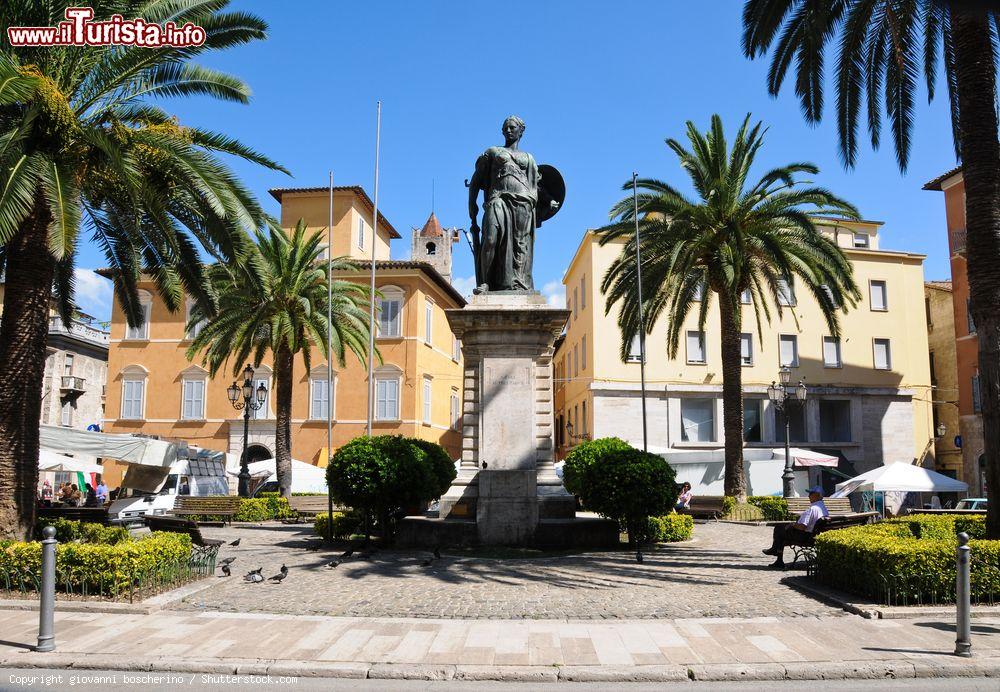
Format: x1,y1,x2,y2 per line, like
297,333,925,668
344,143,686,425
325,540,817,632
767,366,807,498
936,423,947,439
228,364,267,497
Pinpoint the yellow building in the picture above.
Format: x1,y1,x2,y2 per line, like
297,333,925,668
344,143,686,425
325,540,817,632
554,218,934,481
102,186,465,472
925,280,962,479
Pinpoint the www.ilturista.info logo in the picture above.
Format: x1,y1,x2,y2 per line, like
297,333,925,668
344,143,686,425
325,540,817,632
7,7,206,47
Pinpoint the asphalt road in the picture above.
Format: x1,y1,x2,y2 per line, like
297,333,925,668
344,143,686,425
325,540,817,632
2,669,999,692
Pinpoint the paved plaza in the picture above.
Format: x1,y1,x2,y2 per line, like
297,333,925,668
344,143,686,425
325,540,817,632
171,521,844,619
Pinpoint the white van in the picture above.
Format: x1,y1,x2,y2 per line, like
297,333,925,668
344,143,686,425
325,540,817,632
109,456,229,526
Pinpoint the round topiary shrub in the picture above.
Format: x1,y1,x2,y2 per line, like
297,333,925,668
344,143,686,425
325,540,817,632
561,437,632,498
571,446,679,545
410,438,457,498
326,435,441,542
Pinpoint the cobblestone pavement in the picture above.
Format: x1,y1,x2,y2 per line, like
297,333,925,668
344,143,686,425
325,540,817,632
172,521,846,619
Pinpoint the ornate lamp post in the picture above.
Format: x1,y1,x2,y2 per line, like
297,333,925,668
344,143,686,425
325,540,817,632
227,364,267,497
565,420,591,445
767,366,807,498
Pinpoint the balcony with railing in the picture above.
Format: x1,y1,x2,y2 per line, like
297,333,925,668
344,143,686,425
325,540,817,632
949,228,967,256
48,316,110,348
60,375,86,393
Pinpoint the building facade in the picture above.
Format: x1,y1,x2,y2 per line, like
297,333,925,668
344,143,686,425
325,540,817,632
103,187,465,469
43,315,109,432
925,281,962,480
554,218,935,485
923,168,984,493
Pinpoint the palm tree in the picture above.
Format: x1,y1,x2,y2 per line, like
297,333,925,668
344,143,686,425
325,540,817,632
597,114,861,501
742,1,1000,536
188,221,373,498
0,1,284,539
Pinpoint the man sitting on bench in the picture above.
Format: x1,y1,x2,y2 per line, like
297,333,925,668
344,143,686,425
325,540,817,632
762,486,828,569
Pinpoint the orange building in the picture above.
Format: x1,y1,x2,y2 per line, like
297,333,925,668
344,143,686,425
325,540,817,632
102,186,465,472
924,167,984,493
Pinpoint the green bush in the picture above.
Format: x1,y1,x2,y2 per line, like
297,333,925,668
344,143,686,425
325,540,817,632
562,437,632,498
35,519,129,545
746,496,791,521
570,445,678,545
721,496,736,517
814,515,997,604
313,511,363,539
410,438,457,498
326,435,443,542
1,531,193,596
644,513,694,543
188,496,294,523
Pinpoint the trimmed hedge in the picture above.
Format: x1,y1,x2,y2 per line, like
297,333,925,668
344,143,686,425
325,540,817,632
313,511,363,539
187,496,295,523
746,496,792,522
1,530,193,595
815,514,997,604
36,518,131,545
644,513,694,543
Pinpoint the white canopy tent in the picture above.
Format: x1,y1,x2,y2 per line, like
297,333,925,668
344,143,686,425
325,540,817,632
38,449,102,474
832,462,968,496
226,458,328,495
39,425,177,467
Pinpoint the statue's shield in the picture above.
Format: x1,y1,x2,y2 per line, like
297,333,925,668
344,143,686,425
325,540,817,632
536,164,566,226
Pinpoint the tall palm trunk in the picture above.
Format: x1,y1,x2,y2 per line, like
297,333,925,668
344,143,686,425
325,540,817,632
718,291,747,501
273,346,294,499
0,199,55,540
952,7,1000,539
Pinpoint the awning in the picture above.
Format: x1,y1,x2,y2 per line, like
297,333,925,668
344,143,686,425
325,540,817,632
773,447,839,468
40,425,177,467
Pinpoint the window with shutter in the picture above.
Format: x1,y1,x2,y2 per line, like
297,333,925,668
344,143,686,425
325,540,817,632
686,331,706,364
823,337,841,367
870,281,887,311
779,334,798,366
873,339,891,370
740,333,753,366
422,378,432,424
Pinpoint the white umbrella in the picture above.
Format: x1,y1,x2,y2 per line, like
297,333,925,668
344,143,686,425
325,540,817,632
226,458,328,494
38,449,102,474
772,447,838,467
832,461,968,497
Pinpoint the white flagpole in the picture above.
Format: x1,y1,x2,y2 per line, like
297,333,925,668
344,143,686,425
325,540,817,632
633,172,648,452
326,171,334,541
366,101,382,437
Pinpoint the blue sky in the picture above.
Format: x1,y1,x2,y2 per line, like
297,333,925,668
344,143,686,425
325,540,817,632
74,0,959,321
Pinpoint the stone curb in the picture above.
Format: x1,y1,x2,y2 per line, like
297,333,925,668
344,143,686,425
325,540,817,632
2,653,999,682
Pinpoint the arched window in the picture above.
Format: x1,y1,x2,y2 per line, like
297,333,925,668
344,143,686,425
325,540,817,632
125,291,152,340
377,285,404,338
425,241,437,255
180,365,208,420
374,364,403,421
120,365,148,420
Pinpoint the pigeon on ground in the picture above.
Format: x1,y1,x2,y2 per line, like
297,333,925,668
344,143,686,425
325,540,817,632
220,564,231,577
229,538,241,547
325,559,340,569
433,546,442,560
268,564,289,583
306,543,322,551
244,567,263,583
635,551,644,564
218,557,236,567
421,558,433,567
339,548,354,559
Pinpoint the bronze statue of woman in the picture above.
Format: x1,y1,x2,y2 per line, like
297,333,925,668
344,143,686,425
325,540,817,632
468,116,560,293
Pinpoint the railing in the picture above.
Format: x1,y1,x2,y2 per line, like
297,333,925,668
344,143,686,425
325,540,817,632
60,375,86,392
48,316,110,346
950,228,967,256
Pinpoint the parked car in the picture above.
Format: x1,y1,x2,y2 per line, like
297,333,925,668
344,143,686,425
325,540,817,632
955,498,988,511
108,458,229,526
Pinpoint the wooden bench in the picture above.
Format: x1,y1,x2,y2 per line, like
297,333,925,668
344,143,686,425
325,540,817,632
170,496,241,524
287,495,330,519
787,497,853,516
677,496,726,520
144,515,223,567
38,506,110,526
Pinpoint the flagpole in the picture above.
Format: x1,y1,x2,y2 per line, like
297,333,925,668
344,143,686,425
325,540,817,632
326,171,334,542
633,172,648,452
366,101,382,437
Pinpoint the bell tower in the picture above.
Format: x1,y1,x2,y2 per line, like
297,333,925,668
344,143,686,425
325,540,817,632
411,212,458,282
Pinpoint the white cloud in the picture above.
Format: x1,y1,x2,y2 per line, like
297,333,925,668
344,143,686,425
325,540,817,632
452,275,477,298
541,280,565,308
73,268,113,322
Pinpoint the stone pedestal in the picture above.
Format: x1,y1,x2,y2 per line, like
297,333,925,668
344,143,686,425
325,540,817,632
438,292,575,545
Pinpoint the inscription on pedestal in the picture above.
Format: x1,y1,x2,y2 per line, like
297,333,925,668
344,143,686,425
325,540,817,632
481,358,535,471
